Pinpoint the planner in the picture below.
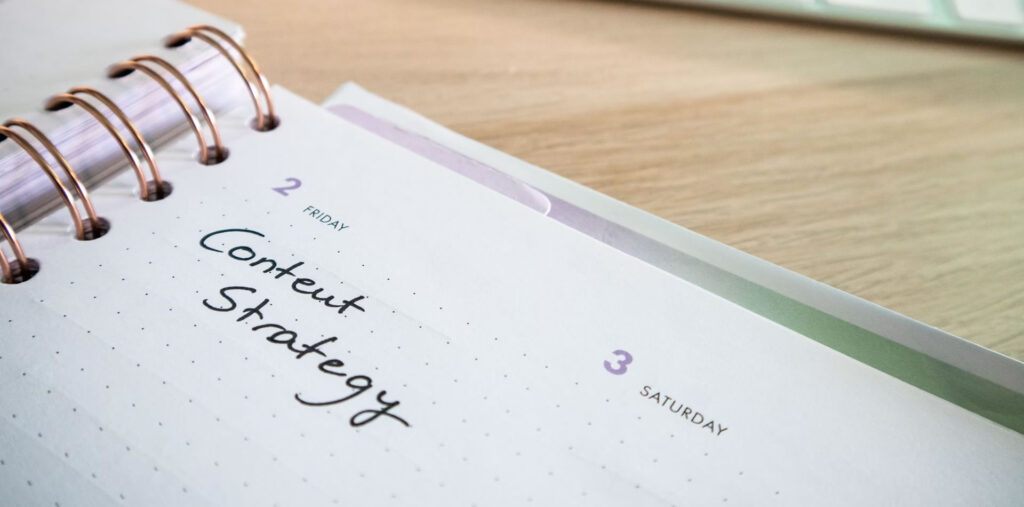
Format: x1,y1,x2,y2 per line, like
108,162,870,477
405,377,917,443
1,1,1022,505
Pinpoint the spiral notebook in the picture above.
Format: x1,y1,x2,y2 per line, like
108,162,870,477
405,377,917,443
1,1,1023,505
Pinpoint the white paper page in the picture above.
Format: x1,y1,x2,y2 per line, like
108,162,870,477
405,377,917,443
321,83,1024,398
0,0,237,115
1,88,1021,506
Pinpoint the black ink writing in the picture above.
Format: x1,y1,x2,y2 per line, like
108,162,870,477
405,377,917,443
202,285,409,428
200,228,365,318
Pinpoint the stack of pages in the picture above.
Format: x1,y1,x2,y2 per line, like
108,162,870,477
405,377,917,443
1,0,1021,505
0,0,243,229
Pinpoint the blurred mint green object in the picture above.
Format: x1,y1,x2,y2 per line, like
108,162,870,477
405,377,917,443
651,0,1024,43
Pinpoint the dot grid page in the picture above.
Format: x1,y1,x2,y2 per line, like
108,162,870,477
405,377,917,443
1,88,1022,506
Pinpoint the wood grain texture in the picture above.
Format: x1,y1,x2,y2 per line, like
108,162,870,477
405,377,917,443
187,0,1024,360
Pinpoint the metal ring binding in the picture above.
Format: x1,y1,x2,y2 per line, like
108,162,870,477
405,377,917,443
45,92,168,201
0,24,271,284
0,123,99,240
169,30,264,131
0,210,35,284
164,24,278,131
107,58,225,165
134,55,226,161
62,87,166,200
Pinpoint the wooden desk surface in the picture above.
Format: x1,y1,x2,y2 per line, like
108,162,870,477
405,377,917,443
191,0,1024,361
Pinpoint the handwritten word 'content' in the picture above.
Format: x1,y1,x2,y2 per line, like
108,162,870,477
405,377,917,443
200,228,365,318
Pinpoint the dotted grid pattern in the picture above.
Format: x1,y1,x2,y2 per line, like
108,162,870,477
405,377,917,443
0,108,780,506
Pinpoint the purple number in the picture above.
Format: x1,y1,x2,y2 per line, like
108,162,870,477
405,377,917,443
604,349,633,375
272,178,302,196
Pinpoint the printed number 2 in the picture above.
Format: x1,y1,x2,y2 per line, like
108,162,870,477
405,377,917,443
272,178,302,196
604,350,633,375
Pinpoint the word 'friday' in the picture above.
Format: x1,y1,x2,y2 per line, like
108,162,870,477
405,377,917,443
302,205,349,232
640,385,728,437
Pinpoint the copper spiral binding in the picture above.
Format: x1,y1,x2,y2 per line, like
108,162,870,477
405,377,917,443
0,122,106,240
0,210,35,284
0,24,274,285
107,57,227,164
165,24,278,131
133,55,226,160
45,89,170,201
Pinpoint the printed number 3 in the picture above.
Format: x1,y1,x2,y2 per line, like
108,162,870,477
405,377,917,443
272,178,302,196
604,349,633,375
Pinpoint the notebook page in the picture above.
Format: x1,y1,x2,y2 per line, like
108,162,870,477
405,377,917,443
1,88,1022,506
322,83,1024,401
0,0,237,114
